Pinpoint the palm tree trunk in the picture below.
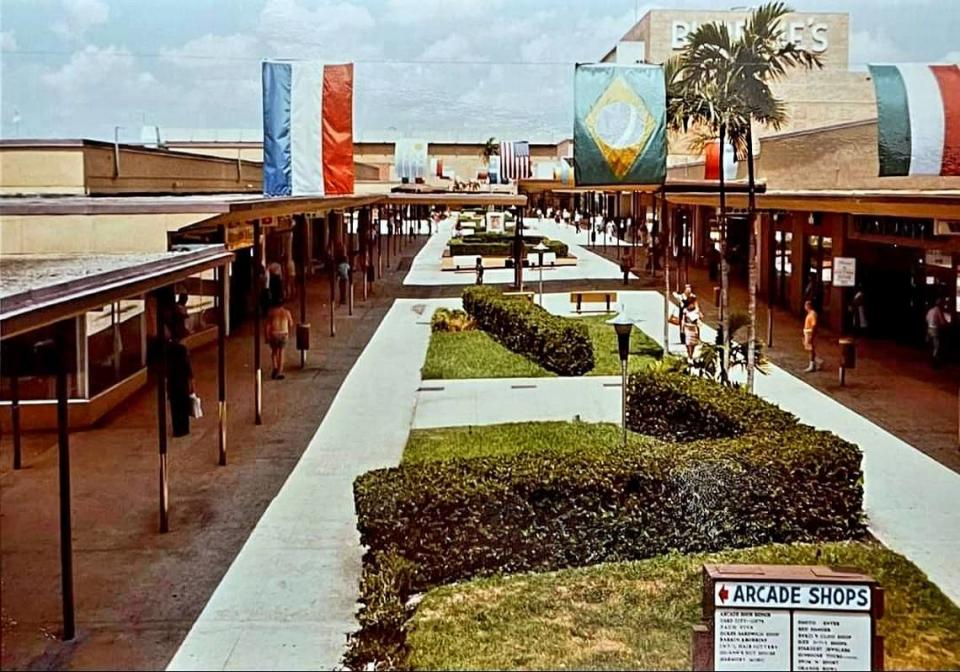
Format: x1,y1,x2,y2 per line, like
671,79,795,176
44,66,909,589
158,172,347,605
746,123,758,391
719,122,730,374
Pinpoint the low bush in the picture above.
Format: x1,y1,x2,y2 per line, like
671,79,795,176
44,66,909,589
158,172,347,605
626,370,796,441
355,423,864,592
449,233,569,259
462,286,593,376
429,308,475,333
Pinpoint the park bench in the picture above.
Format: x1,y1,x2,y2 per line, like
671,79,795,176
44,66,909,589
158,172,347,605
504,291,535,302
453,255,482,270
570,291,617,314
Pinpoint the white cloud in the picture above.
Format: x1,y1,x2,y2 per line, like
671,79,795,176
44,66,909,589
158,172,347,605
258,0,376,57
41,45,161,104
161,33,261,69
941,51,960,64
1,31,18,50
384,0,504,25
52,0,109,40
420,34,472,62
849,28,910,68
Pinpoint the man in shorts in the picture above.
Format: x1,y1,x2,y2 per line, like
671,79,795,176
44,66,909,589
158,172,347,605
265,299,295,380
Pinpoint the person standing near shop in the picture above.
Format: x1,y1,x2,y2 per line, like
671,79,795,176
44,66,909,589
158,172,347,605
265,298,295,380
926,297,951,368
802,300,823,373
475,256,484,285
682,296,702,361
166,332,195,438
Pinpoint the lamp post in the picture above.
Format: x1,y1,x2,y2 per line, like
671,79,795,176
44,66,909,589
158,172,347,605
534,241,548,307
607,312,634,449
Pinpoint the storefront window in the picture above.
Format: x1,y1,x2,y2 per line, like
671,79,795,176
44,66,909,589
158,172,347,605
0,319,83,401
87,299,146,396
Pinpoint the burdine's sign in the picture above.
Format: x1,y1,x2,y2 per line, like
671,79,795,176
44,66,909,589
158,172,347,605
671,17,830,52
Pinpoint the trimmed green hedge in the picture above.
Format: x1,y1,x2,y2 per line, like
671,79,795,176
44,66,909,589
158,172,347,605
449,233,569,259
354,371,864,593
462,286,593,376
626,370,797,442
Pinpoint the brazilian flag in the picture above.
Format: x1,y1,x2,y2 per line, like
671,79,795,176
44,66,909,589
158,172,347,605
574,63,667,186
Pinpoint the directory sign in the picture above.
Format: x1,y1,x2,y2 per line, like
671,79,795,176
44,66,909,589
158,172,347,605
692,565,883,672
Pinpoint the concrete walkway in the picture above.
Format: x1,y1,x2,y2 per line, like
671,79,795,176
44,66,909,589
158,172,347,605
410,292,960,607
402,217,635,286
167,300,434,671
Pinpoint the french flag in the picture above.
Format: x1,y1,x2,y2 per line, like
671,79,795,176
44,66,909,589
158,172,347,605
262,60,355,197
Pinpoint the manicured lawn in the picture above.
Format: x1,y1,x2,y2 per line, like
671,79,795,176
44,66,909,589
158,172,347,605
421,330,553,379
407,541,960,671
421,311,661,379
402,421,659,465
577,314,662,375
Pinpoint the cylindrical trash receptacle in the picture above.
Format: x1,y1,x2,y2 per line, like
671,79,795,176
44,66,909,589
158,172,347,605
297,323,311,351
839,338,856,368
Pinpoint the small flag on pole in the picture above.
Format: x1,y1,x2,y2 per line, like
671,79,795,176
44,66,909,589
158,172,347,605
262,60,355,196
499,141,532,181
869,63,960,176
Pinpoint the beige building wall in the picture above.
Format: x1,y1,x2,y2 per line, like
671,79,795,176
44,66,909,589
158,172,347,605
756,120,960,191
0,212,218,254
0,149,86,194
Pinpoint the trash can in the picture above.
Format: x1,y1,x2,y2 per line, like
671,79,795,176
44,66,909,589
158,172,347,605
297,323,311,351
838,337,856,386
839,338,856,368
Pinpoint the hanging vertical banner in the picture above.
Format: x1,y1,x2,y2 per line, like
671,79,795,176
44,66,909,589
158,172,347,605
395,139,429,181
704,139,738,180
262,60,354,196
868,63,960,177
574,63,666,185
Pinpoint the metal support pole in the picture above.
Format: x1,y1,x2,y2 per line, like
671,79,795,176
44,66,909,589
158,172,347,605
155,301,170,533
252,219,263,425
621,359,628,450
55,322,76,640
11,373,21,470
660,193,670,355
297,215,308,368
329,215,337,337
217,265,227,466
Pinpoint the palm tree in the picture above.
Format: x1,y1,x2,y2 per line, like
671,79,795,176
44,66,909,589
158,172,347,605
736,2,821,390
480,137,499,163
673,2,820,387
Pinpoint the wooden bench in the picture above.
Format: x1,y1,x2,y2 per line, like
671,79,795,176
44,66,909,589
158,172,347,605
504,291,535,302
453,255,481,270
570,291,617,314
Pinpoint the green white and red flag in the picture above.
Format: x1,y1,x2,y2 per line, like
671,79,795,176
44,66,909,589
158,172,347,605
868,63,960,177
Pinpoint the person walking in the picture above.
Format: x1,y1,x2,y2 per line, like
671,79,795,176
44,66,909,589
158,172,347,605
802,300,823,373
682,296,701,361
265,299,295,380
337,255,350,306
926,297,951,368
678,284,694,346
475,256,484,285
851,284,868,334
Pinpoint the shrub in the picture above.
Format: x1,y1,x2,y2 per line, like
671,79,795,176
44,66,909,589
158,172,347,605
354,371,864,593
449,233,569,259
625,370,796,441
430,308,475,333
462,286,593,376
356,429,863,593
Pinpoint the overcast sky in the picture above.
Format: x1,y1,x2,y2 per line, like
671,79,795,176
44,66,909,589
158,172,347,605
1,0,957,142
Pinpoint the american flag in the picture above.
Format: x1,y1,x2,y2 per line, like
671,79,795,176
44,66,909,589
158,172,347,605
499,140,532,181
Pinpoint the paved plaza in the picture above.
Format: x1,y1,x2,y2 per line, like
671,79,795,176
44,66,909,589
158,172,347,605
165,221,959,670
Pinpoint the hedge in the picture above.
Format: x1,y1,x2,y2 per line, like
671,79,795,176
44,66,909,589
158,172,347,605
449,233,569,258
354,371,864,592
625,370,797,441
462,286,593,376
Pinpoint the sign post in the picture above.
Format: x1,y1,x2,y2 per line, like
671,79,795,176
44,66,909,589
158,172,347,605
692,564,884,671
